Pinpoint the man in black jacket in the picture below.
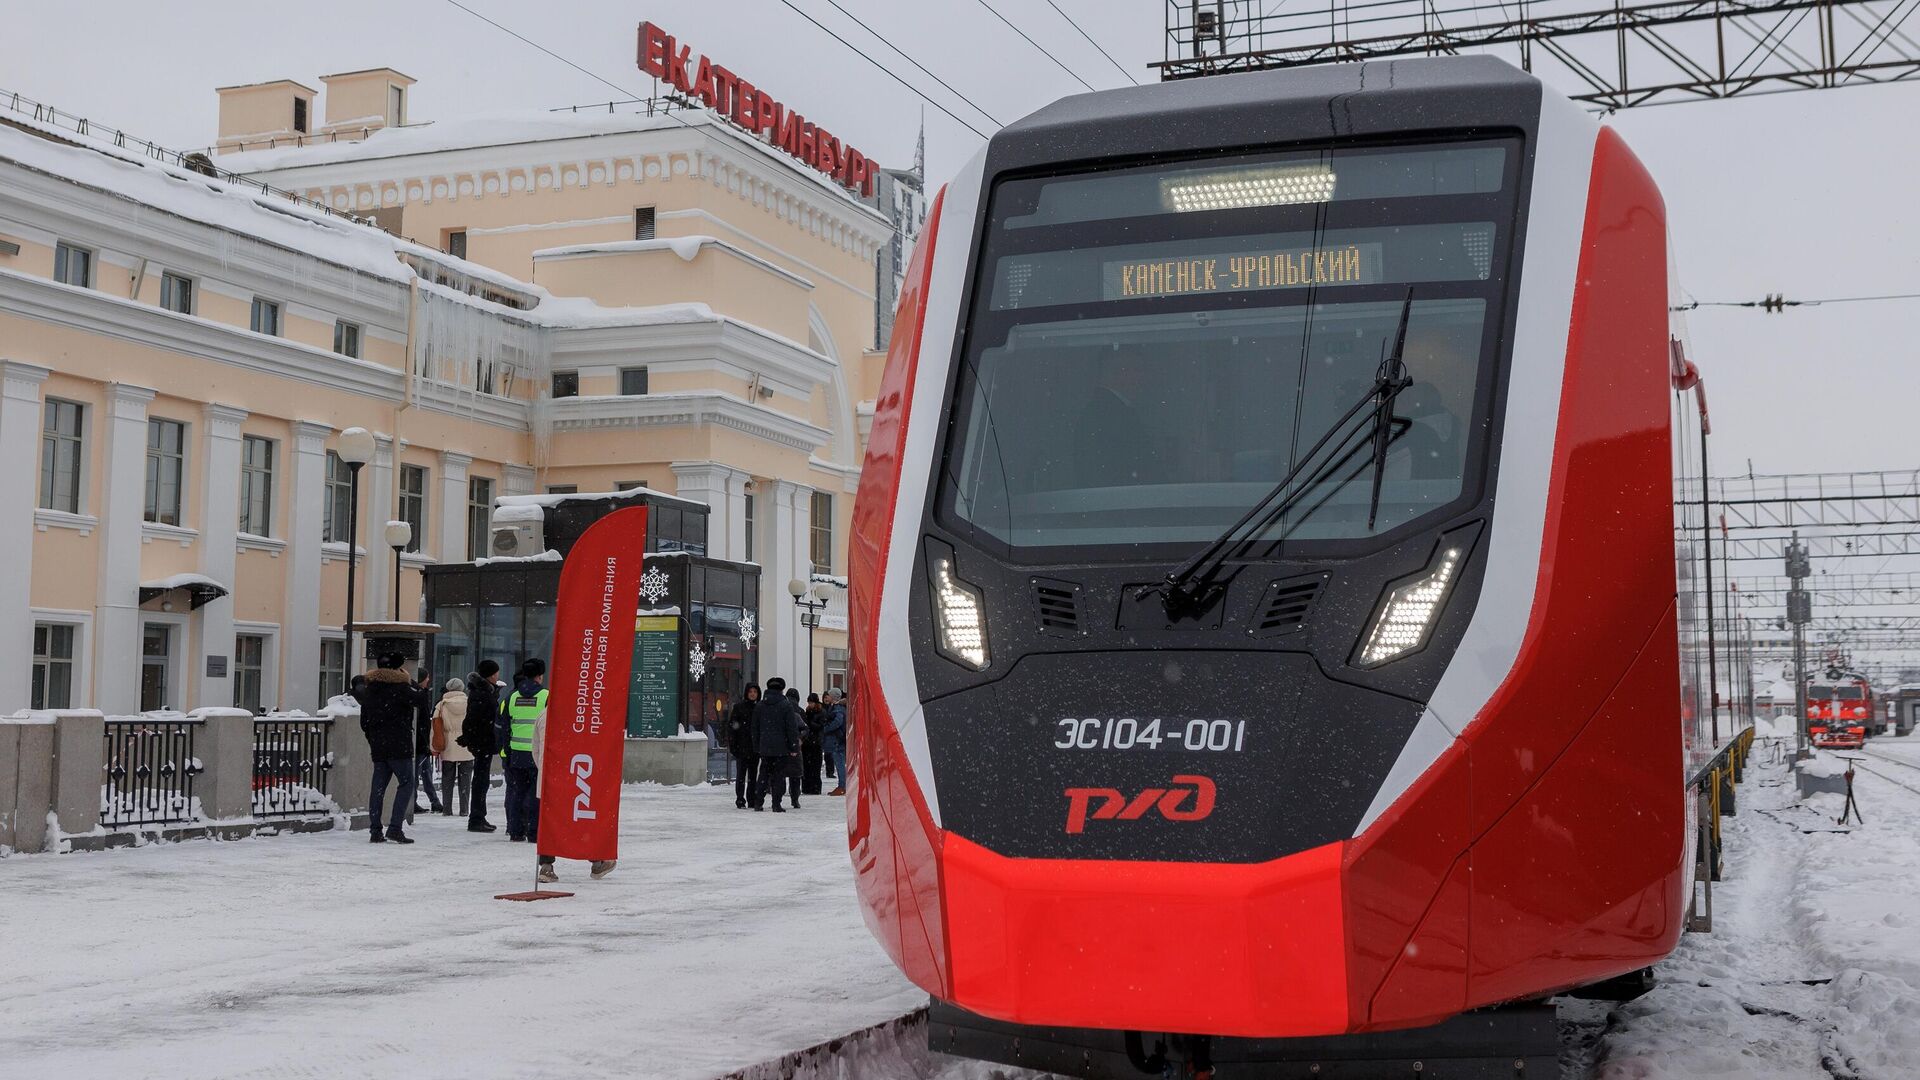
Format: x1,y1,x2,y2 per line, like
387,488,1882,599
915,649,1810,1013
460,659,503,833
753,676,805,812
361,653,426,844
727,683,761,809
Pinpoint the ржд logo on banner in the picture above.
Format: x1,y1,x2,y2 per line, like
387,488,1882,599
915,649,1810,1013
537,505,649,862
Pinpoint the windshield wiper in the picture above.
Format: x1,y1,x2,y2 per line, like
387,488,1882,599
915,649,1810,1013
1150,291,1418,615
1147,378,1385,613
1366,290,1417,529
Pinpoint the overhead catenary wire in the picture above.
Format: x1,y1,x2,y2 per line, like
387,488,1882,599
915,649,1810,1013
1672,291,1920,312
814,0,1005,127
771,0,993,139
968,0,1100,91
1042,0,1141,85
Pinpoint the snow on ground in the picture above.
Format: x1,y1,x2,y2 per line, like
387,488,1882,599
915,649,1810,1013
0,783,927,1080
1598,734,1920,1078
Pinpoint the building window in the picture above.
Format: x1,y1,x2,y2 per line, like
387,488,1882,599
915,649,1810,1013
32,623,77,709
234,633,267,714
398,464,427,553
810,491,833,574
293,97,309,134
319,638,346,706
250,297,281,336
444,229,467,259
160,272,194,314
140,623,174,712
39,398,84,514
743,492,755,563
615,480,647,492
552,371,579,399
333,320,361,358
388,84,407,127
620,367,649,395
634,207,655,241
54,242,92,288
144,418,186,526
240,435,276,537
547,484,578,495
322,451,353,543
467,476,494,561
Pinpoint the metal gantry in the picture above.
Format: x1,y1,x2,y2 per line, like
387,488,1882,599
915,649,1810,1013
1159,0,1920,109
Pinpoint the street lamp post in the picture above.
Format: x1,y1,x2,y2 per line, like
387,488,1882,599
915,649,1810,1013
336,427,376,666
386,520,413,622
787,578,830,693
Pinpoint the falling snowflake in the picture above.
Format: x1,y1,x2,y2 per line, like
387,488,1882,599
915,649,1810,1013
641,564,670,606
738,611,757,649
688,640,706,681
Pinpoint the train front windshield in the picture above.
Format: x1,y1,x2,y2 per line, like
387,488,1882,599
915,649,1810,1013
942,140,1522,559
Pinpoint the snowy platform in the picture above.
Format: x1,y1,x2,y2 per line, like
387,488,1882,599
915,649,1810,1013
0,784,927,1079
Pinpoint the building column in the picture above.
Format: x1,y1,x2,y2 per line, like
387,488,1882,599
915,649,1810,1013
503,463,535,498
94,383,156,714
760,480,814,690
194,404,248,710
438,450,472,564
285,420,332,707
362,434,395,621
670,461,750,561
0,362,50,711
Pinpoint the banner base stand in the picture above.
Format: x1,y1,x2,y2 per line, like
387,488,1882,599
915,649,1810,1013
495,889,575,902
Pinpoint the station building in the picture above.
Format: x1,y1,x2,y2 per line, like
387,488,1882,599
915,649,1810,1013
0,63,924,720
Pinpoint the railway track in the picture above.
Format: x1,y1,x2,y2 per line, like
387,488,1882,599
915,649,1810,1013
1852,744,1920,798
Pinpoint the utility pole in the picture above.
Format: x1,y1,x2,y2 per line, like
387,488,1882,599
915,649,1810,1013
1786,531,1812,758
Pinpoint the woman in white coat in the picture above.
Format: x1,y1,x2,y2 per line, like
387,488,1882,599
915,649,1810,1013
432,678,474,817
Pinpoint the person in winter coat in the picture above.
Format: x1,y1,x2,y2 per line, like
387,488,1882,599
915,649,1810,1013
753,676,805,812
801,693,826,796
409,669,444,819
502,659,547,843
727,684,762,809
433,678,473,818
360,653,426,844
822,690,848,797
459,659,502,833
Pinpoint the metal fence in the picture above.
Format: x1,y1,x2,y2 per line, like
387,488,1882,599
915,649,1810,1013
101,717,201,827
252,718,334,819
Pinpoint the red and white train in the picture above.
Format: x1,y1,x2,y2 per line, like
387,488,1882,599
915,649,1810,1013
846,55,1737,1071
1808,669,1875,748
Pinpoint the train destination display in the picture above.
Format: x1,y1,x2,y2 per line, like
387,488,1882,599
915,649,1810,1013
1106,242,1382,300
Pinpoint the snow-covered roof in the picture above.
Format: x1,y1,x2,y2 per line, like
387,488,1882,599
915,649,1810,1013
140,573,228,592
220,109,889,223
475,549,562,567
0,119,412,282
0,111,842,356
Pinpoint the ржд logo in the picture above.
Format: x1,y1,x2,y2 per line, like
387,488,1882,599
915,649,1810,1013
1063,775,1216,834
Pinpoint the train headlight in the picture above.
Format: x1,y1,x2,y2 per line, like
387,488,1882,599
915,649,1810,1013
1355,546,1463,668
926,541,989,671
1163,164,1336,212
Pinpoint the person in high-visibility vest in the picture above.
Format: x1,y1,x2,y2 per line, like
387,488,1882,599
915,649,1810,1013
501,659,547,844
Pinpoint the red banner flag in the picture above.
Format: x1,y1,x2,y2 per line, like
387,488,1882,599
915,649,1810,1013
537,506,648,862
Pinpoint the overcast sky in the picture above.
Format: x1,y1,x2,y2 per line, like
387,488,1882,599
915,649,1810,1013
10,0,1920,481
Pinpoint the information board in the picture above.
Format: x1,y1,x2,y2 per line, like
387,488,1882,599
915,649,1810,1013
628,615,682,738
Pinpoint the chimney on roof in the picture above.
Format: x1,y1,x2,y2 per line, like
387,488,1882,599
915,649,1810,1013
319,68,417,142
213,79,318,155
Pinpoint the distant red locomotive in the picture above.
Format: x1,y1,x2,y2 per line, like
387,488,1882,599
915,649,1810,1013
846,56,1734,1070
1809,671,1874,748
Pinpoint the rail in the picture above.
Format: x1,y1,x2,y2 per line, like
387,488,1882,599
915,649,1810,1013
101,716,202,827
252,717,335,819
